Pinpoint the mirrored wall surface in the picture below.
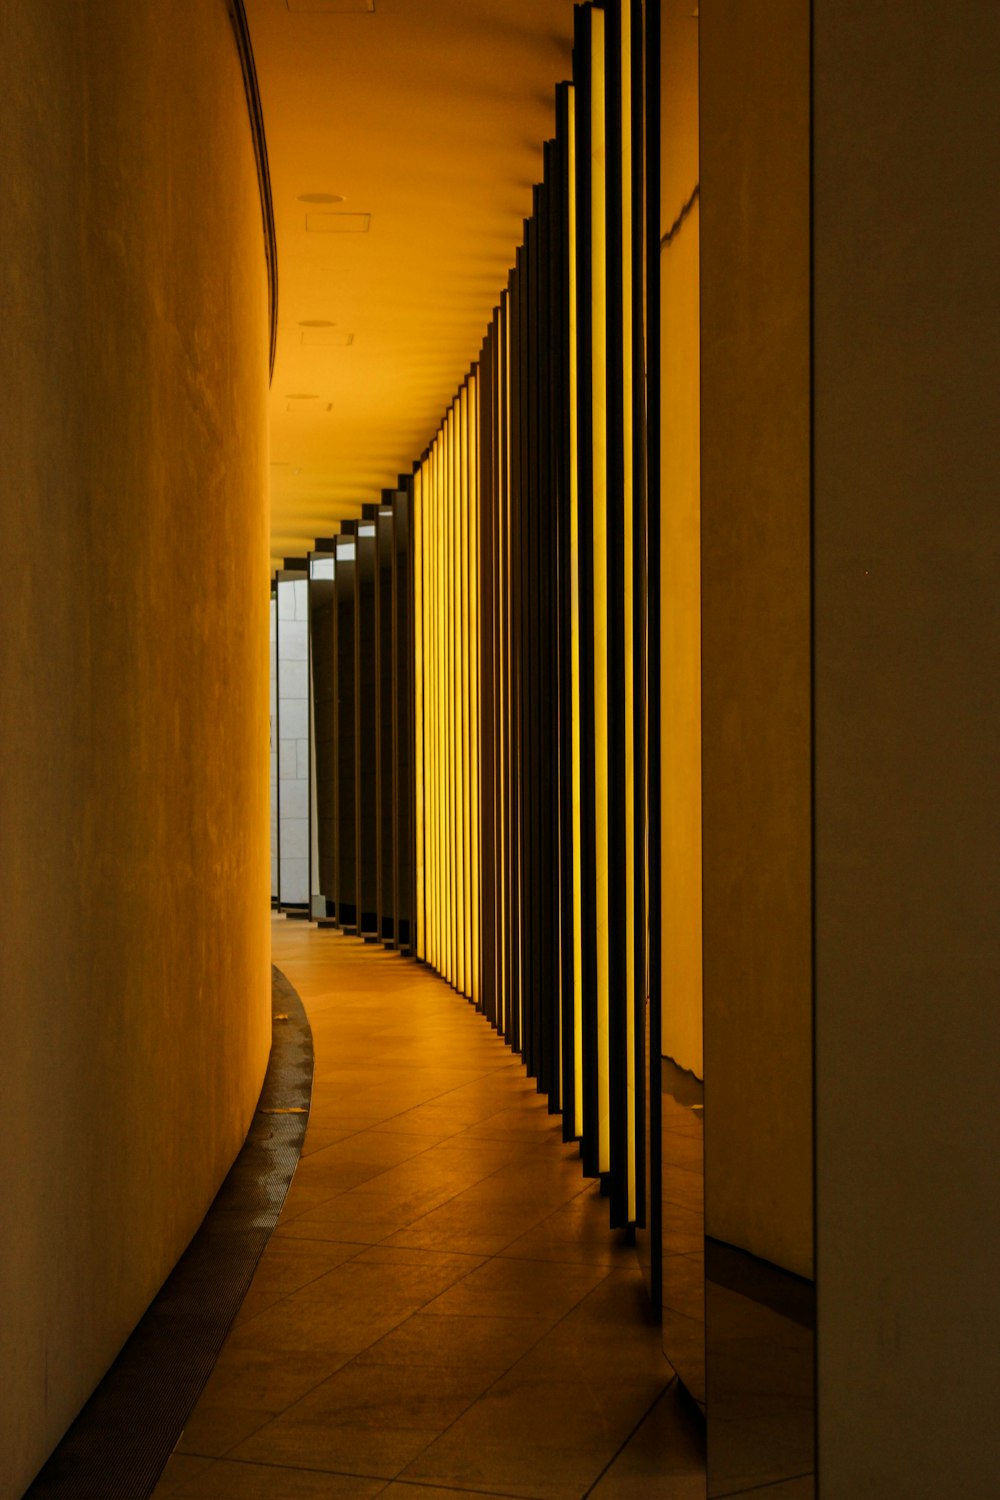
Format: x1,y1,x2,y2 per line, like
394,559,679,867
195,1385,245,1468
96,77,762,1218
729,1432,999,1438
661,1061,705,1411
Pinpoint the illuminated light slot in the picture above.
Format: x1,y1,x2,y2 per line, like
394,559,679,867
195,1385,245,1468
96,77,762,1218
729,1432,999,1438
455,388,466,997
446,407,458,990
432,445,442,975
428,441,440,972
426,452,436,972
432,444,442,974
460,385,470,1003
446,407,456,991
454,386,465,999
427,460,434,965
591,3,611,1177
507,280,523,1054
496,297,509,1039
620,0,637,1222
459,383,472,1002
414,466,425,960
568,83,585,1141
468,370,481,1010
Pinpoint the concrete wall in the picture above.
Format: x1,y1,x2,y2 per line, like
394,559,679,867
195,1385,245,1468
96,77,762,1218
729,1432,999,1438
813,5,1000,1492
699,0,813,1279
0,3,272,1494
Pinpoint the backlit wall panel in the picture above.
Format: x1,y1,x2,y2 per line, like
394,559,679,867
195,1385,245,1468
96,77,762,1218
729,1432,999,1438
284,0,652,1238
410,0,649,1231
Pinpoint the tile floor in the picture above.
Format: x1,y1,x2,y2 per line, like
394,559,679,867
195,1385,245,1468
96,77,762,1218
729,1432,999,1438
152,917,705,1500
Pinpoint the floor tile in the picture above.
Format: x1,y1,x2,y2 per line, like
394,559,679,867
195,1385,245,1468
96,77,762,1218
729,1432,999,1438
590,1380,706,1497
401,1372,672,1500
378,1485,527,1500
151,1453,215,1497
167,1457,385,1497
165,920,696,1500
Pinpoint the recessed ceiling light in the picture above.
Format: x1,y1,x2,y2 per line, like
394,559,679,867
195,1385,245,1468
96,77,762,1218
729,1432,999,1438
297,193,345,205
298,319,336,327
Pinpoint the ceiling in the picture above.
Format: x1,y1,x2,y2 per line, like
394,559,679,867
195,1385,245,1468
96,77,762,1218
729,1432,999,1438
243,0,577,571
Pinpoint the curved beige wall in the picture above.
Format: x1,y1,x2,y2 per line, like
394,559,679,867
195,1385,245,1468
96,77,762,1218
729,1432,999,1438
0,4,272,1494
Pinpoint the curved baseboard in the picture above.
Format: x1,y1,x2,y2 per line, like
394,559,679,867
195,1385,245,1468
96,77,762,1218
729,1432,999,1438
24,965,313,1499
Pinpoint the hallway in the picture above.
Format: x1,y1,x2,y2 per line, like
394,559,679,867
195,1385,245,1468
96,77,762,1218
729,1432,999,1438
153,918,703,1500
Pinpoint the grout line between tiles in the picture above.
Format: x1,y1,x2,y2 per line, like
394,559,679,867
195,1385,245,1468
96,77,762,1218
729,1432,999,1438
579,1377,680,1499
716,1472,815,1498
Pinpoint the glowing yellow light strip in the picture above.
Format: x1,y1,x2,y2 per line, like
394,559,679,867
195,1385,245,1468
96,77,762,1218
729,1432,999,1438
414,465,425,960
436,430,446,982
469,371,481,1009
434,440,443,977
447,407,457,989
426,449,434,972
455,396,465,996
497,303,508,1037
621,0,637,1222
462,384,473,1000
591,4,611,1176
567,84,584,1141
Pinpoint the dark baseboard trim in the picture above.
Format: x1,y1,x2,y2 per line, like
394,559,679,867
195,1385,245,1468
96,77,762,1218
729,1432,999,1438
24,965,313,1498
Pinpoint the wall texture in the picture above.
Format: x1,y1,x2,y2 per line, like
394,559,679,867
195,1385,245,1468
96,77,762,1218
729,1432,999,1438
814,5,1000,1492
660,0,702,1080
0,4,272,1494
699,0,813,1279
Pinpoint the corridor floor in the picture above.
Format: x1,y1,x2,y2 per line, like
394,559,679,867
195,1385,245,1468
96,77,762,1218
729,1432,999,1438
152,917,705,1500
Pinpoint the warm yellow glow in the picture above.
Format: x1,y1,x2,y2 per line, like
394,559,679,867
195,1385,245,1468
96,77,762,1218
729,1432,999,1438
568,85,584,1141
657,0,703,1090
447,406,458,990
591,4,611,1176
468,371,481,1008
436,438,446,979
497,299,509,1037
414,465,426,960
426,448,434,971
620,0,637,1222
464,384,476,996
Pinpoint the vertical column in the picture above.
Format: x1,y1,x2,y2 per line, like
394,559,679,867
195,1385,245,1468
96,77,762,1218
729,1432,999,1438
309,547,336,921
355,517,379,939
375,497,396,944
334,529,357,930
